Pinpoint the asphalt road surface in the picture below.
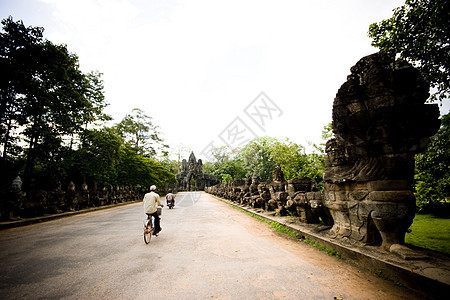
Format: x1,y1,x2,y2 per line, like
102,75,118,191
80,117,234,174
0,192,420,299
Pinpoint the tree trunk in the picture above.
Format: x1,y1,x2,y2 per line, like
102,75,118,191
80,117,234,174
23,117,41,190
2,118,12,158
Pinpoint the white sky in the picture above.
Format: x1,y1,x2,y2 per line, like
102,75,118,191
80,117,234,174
2,0,449,161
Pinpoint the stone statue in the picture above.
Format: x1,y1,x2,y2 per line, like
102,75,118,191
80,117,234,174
287,178,318,222
30,190,47,217
47,181,65,213
6,176,26,220
99,186,109,206
12,176,22,192
324,51,440,254
66,181,77,211
272,165,284,183
90,182,100,206
269,166,288,215
249,171,260,195
78,182,89,208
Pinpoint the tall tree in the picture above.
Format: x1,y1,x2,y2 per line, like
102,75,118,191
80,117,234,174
0,17,108,187
368,0,450,101
115,108,168,157
0,16,43,157
75,127,124,185
239,137,277,181
117,146,176,188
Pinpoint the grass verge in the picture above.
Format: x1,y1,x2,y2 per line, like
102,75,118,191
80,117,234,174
232,205,300,239
302,237,342,259
405,214,450,255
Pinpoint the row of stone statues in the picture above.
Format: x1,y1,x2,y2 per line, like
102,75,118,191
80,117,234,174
1,176,144,221
206,167,333,226
208,52,441,257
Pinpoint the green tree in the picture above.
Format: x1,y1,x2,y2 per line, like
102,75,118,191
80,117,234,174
0,17,108,188
117,146,176,189
159,157,179,175
75,127,124,185
203,136,327,187
368,0,450,101
304,123,332,188
238,137,277,181
201,145,245,181
414,113,450,215
269,138,307,180
221,173,233,183
115,108,168,157
1,16,44,158
71,127,176,189
202,161,215,175
214,159,246,181
209,145,230,164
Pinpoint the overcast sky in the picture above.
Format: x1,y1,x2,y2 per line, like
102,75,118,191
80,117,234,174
2,0,448,161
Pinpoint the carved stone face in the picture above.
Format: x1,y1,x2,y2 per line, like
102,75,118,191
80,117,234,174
12,176,22,192
325,139,348,167
12,183,20,192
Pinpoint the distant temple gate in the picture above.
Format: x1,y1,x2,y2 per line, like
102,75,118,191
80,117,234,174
176,152,218,191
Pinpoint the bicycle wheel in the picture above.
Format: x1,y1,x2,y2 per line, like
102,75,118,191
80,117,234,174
144,220,154,244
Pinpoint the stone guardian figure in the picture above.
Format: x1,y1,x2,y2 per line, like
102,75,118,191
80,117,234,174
324,52,440,256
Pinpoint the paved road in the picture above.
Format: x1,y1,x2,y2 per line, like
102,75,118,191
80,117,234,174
0,192,419,299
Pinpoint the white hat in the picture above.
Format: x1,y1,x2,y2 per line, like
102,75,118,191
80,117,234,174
150,185,157,191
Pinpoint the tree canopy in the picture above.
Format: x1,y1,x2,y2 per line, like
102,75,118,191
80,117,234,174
0,17,175,193
368,0,450,101
114,108,168,157
0,17,109,186
414,112,450,215
203,136,326,188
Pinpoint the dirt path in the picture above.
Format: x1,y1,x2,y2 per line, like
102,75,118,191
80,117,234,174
223,199,414,299
164,192,421,299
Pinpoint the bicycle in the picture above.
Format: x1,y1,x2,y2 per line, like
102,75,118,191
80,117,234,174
143,207,162,244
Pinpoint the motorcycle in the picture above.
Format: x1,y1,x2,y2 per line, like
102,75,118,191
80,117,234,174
166,197,175,209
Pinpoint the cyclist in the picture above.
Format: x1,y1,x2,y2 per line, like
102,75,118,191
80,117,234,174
143,185,163,235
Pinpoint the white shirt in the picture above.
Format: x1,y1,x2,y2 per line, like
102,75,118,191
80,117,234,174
143,191,162,214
